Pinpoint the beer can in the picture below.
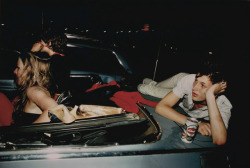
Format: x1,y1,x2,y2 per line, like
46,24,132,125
181,117,199,143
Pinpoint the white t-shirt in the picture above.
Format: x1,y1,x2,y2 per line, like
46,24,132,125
173,74,232,128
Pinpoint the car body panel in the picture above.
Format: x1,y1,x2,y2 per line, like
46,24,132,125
70,70,120,83
66,35,136,84
0,152,204,168
0,103,229,167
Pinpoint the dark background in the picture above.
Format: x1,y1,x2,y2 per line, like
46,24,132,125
0,0,249,166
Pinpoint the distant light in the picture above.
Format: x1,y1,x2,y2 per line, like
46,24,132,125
86,30,89,32
67,44,78,47
209,52,213,55
120,31,123,33
65,28,68,30
132,45,135,48
128,30,131,33
1,24,4,26
104,30,106,33
141,24,149,31
65,33,88,40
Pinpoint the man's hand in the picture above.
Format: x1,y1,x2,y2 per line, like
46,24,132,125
203,81,227,137
207,81,227,96
198,122,212,136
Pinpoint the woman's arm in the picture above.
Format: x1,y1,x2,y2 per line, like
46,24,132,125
27,87,58,123
155,91,188,125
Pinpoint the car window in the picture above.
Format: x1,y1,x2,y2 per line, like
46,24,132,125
67,47,125,75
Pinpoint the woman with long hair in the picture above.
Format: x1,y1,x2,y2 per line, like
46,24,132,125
12,52,58,125
0,52,77,126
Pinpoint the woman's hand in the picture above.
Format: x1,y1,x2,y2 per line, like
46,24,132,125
198,122,212,136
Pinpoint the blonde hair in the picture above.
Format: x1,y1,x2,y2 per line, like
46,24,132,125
16,52,53,110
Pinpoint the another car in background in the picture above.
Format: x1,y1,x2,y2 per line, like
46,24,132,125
0,36,140,100
66,33,140,87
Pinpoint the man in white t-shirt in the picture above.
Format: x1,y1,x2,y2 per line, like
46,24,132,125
155,67,232,145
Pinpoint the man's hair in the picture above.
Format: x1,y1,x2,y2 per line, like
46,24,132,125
196,61,226,84
16,52,54,111
41,28,67,53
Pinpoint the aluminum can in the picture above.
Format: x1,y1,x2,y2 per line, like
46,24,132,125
181,117,199,143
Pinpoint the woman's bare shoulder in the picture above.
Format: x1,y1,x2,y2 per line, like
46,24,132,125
27,86,50,98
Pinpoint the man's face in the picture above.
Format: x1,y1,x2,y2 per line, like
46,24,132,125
192,75,213,102
13,58,26,86
31,40,47,52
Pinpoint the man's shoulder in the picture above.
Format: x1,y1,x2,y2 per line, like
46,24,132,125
182,74,196,81
177,74,196,86
173,74,195,98
216,95,233,108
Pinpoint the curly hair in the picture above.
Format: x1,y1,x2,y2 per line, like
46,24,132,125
15,52,54,111
196,61,226,84
41,28,67,53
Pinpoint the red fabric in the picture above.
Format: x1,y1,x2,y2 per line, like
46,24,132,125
109,91,158,113
54,94,60,100
0,93,14,126
86,80,120,92
52,52,65,56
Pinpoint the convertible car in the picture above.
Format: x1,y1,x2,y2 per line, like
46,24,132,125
0,102,230,168
0,44,231,168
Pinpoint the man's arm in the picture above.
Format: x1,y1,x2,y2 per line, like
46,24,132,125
155,91,188,125
206,82,228,145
